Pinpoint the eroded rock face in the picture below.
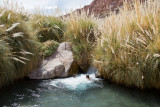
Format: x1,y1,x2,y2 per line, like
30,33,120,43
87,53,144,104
73,0,146,18
72,0,124,18
28,42,78,79
64,0,145,18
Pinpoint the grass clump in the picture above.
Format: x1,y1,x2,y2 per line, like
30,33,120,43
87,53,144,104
64,13,97,72
0,1,64,87
93,0,160,89
29,14,66,43
41,40,59,58
0,3,40,87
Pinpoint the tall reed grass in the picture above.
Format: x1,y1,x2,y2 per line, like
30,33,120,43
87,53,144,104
0,1,40,87
93,0,160,89
63,12,98,71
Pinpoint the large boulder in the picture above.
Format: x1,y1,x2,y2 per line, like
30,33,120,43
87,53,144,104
28,42,78,79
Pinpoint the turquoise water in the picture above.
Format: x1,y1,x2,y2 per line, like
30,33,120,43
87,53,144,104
0,74,160,107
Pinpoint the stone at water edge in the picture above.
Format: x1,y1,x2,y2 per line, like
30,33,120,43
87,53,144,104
55,42,78,77
28,59,65,79
28,42,78,79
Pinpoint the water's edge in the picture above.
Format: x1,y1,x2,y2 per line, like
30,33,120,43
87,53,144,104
0,73,160,107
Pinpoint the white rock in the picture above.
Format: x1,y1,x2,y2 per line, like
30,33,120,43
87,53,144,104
28,42,78,79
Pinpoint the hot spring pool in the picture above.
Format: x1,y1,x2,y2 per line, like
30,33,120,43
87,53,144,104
0,74,160,107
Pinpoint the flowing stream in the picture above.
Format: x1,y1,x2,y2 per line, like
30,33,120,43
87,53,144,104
0,69,160,107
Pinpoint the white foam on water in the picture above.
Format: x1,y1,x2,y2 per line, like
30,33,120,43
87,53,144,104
49,74,102,90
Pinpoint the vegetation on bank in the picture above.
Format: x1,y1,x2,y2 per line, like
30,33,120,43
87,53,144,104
41,40,59,58
0,6,40,87
64,13,98,71
0,2,64,87
29,14,66,43
93,0,160,89
0,0,160,89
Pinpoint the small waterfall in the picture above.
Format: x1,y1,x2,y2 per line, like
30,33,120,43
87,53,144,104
87,66,98,74
49,66,102,90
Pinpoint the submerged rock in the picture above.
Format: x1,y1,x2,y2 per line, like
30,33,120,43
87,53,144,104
28,42,78,79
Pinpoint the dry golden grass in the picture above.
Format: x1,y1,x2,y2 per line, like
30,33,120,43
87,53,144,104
0,0,40,88
93,0,160,89
63,12,98,71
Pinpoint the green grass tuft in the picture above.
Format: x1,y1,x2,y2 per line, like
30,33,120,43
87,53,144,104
0,5,40,87
64,13,97,71
29,15,66,43
41,40,59,58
